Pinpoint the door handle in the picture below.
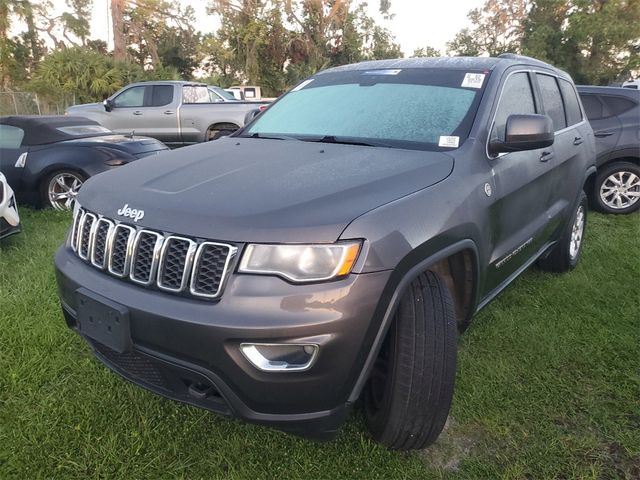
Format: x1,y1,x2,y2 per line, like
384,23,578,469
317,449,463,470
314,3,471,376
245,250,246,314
540,151,554,162
132,111,143,116
573,136,583,146
594,131,614,137
163,110,174,115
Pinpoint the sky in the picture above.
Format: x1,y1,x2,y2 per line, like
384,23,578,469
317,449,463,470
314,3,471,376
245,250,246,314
77,0,483,56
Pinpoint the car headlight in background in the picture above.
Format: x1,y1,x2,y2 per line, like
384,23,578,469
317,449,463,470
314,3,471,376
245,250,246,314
238,241,361,282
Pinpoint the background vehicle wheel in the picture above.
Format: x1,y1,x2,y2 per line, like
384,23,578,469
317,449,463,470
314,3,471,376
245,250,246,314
538,191,588,273
364,271,457,450
206,123,238,141
41,170,86,210
592,161,640,214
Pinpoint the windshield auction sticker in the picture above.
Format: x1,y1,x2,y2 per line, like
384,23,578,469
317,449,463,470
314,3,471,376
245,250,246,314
439,136,460,148
461,73,486,89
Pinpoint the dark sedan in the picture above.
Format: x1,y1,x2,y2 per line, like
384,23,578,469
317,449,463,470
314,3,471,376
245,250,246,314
0,116,168,210
577,86,640,214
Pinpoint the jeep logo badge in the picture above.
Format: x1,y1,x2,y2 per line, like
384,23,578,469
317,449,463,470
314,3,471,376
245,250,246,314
117,204,145,222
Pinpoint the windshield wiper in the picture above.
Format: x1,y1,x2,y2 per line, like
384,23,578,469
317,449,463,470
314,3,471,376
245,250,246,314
242,132,301,141
307,135,394,148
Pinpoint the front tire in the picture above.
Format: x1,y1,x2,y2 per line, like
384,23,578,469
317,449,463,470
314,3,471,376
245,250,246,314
364,271,457,450
538,191,587,273
592,161,640,214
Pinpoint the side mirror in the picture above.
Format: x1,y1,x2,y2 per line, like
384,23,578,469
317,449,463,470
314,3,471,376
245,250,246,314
243,108,262,125
489,114,554,155
103,99,114,112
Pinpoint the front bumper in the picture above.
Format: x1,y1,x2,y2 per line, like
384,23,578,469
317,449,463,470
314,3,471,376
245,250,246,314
0,187,21,240
55,246,390,439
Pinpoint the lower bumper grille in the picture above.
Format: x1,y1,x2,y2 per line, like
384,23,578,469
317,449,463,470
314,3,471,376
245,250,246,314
91,341,230,414
94,342,169,390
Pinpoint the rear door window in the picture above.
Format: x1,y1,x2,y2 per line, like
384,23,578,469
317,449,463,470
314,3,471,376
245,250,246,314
558,80,582,126
182,86,211,104
151,85,174,107
601,95,636,116
491,72,537,141
537,74,567,131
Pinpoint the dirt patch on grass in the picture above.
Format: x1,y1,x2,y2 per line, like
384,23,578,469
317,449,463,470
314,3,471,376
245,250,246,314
419,418,483,472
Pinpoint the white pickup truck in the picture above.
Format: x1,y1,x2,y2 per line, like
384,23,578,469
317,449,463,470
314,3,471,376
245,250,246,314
66,81,269,147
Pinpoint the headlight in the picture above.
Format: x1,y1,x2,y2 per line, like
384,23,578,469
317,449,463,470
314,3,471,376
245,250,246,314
238,241,362,282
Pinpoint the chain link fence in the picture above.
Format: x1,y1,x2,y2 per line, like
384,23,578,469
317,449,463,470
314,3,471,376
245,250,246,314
0,92,76,115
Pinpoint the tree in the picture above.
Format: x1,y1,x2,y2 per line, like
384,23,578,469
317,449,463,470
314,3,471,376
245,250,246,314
207,0,292,93
447,0,528,56
61,0,92,45
0,0,50,88
448,0,640,85
29,46,179,104
111,0,126,60
412,46,441,58
522,0,640,84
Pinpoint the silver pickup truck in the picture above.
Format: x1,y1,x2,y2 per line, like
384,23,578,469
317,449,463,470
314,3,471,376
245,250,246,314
66,81,269,147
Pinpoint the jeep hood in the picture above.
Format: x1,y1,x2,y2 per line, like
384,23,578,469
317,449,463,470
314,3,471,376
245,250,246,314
79,138,454,243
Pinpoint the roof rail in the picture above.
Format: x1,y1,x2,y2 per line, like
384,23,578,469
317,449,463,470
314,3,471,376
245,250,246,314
497,52,555,69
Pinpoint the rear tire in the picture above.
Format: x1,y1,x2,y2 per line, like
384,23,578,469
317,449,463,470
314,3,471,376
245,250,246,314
592,161,640,214
538,191,587,273
364,271,457,450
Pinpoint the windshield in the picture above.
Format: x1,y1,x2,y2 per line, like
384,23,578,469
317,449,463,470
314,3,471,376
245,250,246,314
57,125,112,136
244,68,488,150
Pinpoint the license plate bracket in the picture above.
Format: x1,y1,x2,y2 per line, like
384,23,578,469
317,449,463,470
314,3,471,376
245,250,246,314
75,288,132,353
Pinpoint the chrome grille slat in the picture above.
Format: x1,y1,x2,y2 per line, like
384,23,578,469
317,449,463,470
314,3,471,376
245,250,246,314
108,224,136,277
190,242,238,299
70,209,235,300
71,208,85,252
157,236,197,292
78,213,97,260
91,218,115,269
130,230,163,285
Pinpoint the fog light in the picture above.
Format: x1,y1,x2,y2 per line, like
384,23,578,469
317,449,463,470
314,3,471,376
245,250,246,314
240,343,319,372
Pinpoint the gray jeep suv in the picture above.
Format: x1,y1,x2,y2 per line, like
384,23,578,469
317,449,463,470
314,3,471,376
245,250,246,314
55,55,596,450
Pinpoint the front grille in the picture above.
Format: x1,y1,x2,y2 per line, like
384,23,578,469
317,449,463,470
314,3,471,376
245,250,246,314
71,208,237,300
93,343,169,390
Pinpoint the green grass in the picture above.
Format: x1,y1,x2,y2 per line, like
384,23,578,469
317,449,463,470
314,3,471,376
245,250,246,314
1,208,638,479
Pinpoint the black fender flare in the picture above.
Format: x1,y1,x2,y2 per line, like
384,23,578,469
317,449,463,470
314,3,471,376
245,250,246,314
347,238,480,403
584,165,597,183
